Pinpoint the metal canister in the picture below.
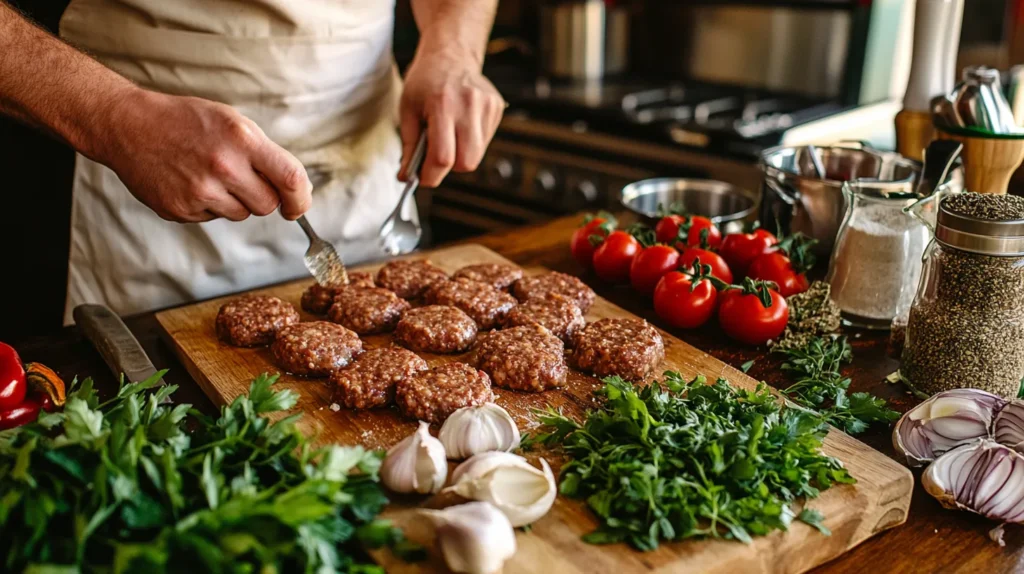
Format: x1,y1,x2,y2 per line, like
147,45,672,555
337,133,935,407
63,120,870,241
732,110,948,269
951,66,1018,134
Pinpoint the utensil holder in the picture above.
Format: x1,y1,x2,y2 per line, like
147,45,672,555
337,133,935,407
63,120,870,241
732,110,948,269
895,109,934,162
937,128,1024,194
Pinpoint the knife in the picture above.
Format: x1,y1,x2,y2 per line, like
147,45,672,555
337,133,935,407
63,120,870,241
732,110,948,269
73,304,169,399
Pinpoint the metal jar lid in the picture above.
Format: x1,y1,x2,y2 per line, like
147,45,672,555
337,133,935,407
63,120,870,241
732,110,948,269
936,199,1024,256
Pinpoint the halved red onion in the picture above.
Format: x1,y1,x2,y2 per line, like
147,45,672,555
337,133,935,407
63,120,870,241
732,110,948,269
892,388,1005,467
923,440,1024,524
994,400,1024,453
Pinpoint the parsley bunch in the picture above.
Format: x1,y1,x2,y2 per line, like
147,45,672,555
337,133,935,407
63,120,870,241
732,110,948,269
0,372,414,573
774,335,899,434
522,373,854,550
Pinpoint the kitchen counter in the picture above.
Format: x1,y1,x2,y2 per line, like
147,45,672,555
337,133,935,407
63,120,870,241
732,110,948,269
9,214,1022,573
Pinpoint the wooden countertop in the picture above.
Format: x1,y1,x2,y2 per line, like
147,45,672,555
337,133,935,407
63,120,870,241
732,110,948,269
9,214,1022,573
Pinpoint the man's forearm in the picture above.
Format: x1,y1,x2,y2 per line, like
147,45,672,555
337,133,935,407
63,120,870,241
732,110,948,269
408,0,498,69
0,2,137,161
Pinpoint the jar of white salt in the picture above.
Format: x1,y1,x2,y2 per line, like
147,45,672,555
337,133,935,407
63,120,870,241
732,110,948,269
826,179,931,329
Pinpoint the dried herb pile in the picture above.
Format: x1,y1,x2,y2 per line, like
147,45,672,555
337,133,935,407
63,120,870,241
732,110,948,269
522,373,854,550
0,372,415,573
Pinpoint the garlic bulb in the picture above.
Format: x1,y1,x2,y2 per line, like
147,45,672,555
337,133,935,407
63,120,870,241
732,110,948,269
923,440,1024,523
993,400,1024,453
420,502,516,574
444,451,556,527
892,388,1005,466
438,403,520,460
380,421,447,494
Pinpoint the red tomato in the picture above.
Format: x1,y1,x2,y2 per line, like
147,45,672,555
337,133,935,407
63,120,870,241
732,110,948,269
720,229,777,278
686,216,722,249
570,216,613,269
654,215,687,245
717,280,789,345
630,245,680,295
653,270,719,329
678,247,733,285
748,251,809,297
593,230,641,283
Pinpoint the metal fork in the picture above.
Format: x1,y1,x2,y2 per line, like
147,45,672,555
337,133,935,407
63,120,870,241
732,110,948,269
295,166,348,287
379,131,428,256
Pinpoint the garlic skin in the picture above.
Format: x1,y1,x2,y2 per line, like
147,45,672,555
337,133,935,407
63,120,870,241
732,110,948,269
381,421,448,494
445,451,557,527
892,388,1005,466
993,400,1024,453
419,502,516,574
438,403,521,460
923,440,1024,523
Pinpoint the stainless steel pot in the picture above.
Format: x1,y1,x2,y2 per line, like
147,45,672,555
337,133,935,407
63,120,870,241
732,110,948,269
539,0,630,80
620,178,758,234
760,144,925,254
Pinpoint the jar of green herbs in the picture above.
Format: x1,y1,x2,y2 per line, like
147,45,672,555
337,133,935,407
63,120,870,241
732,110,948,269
901,193,1024,399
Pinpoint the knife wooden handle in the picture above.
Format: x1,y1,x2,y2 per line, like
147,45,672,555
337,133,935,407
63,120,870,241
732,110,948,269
73,304,160,384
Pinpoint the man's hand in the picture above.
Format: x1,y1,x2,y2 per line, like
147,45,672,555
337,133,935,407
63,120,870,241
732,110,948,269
402,0,502,188
98,89,312,223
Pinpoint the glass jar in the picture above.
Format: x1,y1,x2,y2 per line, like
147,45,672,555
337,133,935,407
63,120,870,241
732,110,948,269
826,180,930,329
901,196,1024,399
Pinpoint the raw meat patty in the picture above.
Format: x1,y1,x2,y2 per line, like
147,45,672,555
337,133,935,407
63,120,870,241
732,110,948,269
300,272,375,314
502,293,585,345
376,259,448,299
395,362,493,423
512,272,595,312
453,263,524,291
216,295,299,347
425,278,517,330
394,305,478,353
328,287,410,334
573,318,665,382
271,321,362,377
472,325,567,392
331,348,429,409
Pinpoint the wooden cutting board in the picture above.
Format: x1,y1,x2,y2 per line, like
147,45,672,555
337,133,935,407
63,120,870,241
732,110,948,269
155,243,913,574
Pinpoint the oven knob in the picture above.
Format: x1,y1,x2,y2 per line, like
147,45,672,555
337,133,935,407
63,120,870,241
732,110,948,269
534,169,557,194
575,180,599,203
490,158,515,182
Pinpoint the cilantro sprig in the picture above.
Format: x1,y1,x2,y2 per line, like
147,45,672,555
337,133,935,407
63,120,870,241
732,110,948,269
0,372,417,572
522,373,854,550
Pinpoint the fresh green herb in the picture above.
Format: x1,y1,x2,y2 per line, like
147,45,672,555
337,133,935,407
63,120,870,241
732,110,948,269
774,335,899,435
797,508,830,536
740,360,755,373
521,372,854,550
0,371,413,573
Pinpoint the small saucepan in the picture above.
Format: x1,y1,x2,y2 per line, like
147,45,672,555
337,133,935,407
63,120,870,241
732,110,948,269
620,178,758,234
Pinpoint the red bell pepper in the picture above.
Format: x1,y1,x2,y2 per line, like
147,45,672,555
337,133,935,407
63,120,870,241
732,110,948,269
0,342,27,411
0,396,42,430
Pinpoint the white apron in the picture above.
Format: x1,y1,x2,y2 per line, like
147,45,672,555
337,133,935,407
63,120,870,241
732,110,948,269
59,0,407,324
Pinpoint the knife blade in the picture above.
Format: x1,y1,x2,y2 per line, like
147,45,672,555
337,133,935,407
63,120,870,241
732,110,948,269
73,304,168,397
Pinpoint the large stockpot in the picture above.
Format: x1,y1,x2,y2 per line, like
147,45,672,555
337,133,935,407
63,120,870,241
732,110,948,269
539,0,630,80
759,144,924,254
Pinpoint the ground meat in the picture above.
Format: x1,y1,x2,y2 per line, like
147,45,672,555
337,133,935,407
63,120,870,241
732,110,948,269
328,287,410,334
395,362,493,423
216,295,299,347
376,259,449,299
394,305,478,353
512,272,596,312
300,273,376,314
502,293,585,346
472,325,567,392
270,321,362,377
572,318,665,382
453,263,524,291
425,278,518,330
331,348,428,409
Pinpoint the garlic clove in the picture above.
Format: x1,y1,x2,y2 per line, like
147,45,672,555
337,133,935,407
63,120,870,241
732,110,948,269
993,400,1024,453
445,452,557,527
923,440,1024,523
419,502,517,574
381,421,448,494
893,388,1005,466
438,403,521,460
